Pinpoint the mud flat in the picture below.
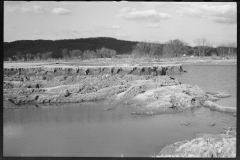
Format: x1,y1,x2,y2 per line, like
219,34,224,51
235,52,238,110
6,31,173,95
3,61,236,157
156,127,236,158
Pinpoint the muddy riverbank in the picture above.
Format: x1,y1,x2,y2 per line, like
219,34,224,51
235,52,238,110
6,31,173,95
3,61,236,157
4,63,235,115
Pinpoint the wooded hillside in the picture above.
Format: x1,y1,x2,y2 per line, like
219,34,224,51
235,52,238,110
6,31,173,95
4,37,138,60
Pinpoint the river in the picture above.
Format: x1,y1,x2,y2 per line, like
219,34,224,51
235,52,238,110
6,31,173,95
171,65,237,108
3,65,237,157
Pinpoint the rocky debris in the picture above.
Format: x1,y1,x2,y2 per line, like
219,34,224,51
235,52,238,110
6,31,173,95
206,94,220,101
130,103,138,107
157,128,236,157
4,66,235,117
170,93,194,109
7,94,39,105
186,85,206,98
103,107,114,111
146,100,172,109
5,77,234,117
130,102,183,115
222,127,236,136
180,121,190,126
6,88,46,95
203,101,236,114
131,111,155,116
63,89,70,97
152,76,181,87
4,65,184,77
4,81,23,89
209,123,216,127
206,92,231,98
21,82,41,88
117,80,156,101
142,84,204,110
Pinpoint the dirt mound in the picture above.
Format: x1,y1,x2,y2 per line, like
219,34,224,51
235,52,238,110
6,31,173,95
157,127,236,157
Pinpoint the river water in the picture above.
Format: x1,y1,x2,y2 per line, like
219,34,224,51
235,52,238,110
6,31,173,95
3,65,237,157
171,65,237,108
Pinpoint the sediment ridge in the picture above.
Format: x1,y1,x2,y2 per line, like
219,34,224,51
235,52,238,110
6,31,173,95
4,63,235,115
4,64,185,78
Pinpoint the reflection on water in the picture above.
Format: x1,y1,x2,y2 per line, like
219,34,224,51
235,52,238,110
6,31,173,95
4,102,236,157
4,102,145,125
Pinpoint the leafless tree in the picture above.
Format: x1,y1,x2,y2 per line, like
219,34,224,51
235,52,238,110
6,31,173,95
132,42,163,59
163,39,188,58
62,48,70,59
69,49,82,59
193,38,211,56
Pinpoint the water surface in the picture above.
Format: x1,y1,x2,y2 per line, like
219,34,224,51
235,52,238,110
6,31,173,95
171,65,236,108
4,103,236,157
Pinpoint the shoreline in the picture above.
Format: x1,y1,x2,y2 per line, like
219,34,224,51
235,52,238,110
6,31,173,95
3,60,236,157
3,56,237,68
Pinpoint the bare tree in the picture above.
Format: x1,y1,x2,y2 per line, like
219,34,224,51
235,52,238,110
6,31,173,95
132,42,163,59
62,48,70,59
227,42,237,56
45,51,53,59
26,53,32,61
69,49,82,59
163,39,188,58
34,53,41,61
14,52,22,61
83,50,96,59
217,43,228,57
96,48,117,58
193,38,211,56
133,42,150,57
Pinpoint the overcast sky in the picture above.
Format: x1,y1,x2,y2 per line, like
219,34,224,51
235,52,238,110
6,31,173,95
4,1,237,47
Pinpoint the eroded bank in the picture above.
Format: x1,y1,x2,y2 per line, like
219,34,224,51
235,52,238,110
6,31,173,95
3,63,236,157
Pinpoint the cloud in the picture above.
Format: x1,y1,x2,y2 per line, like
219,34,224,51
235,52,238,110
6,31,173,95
4,1,48,13
212,17,236,25
33,5,48,14
116,8,172,23
67,29,81,37
34,31,42,35
5,3,71,16
111,25,121,29
53,29,81,37
51,8,71,15
168,2,236,25
85,29,100,34
5,6,32,13
141,2,236,25
98,25,121,29
148,24,161,28
116,34,129,38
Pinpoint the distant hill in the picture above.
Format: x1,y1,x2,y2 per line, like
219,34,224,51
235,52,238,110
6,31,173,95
4,37,138,60
4,37,236,61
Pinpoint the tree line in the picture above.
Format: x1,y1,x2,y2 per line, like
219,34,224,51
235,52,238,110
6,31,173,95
4,37,237,61
132,38,236,59
4,37,137,61
8,47,117,61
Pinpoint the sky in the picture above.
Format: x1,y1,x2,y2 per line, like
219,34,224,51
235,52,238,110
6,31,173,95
4,1,237,47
